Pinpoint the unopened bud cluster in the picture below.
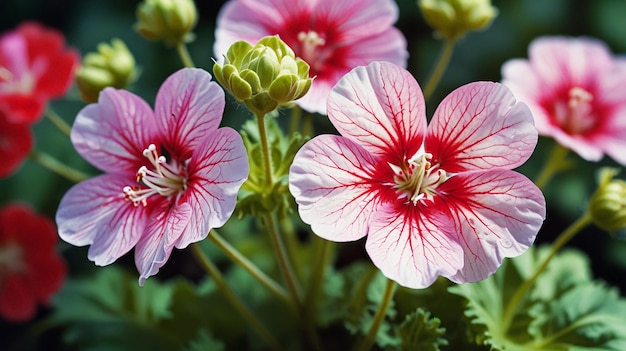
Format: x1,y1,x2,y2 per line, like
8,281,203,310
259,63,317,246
135,0,198,46
418,0,497,40
213,36,312,115
589,168,626,235
76,39,137,103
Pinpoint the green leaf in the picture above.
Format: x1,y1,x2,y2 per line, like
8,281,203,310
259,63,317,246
449,245,626,350
183,329,225,351
390,308,448,351
317,262,400,348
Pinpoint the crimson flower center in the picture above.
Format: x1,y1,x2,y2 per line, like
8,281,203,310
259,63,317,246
0,242,25,275
297,31,329,73
0,66,35,94
389,152,448,205
553,86,596,134
123,144,187,207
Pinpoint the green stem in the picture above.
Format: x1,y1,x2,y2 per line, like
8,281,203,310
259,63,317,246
176,42,195,68
29,150,89,183
422,38,457,101
262,213,303,307
45,107,72,136
255,112,274,187
190,244,281,351
356,278,397,351
303,237,332,351
288,105,303,137
501,212,593,332
208,230,290,303
301,111,314,137
534,143,571,190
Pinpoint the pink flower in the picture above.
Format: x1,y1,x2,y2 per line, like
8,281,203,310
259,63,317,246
0,110,32,178
502,36,626,165
55,68,249,285
289,61,546,288
0,22,79,124
0,204,66,322
214,0,408,115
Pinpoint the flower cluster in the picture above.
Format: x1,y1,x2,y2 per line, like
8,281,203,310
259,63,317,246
3,1,626,351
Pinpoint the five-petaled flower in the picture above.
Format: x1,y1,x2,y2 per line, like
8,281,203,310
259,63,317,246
214,0,408,115
0,22,79,124
289,61,546,288
55,68,249,285
0,204,66,322
502,36,626,165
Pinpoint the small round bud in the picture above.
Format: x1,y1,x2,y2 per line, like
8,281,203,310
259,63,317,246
76,39,137,103
418,0,498,41
213,35,313,115
589,168,626,235
135,0,198,46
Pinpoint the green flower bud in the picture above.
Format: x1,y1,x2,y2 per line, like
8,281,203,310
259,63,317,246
418,0,498,40
213,35,312,115
135,0,197,46
589,168,626,235
76,39,137,103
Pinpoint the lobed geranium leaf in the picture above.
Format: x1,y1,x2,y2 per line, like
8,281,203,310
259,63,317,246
387,308,448,351
449,245,626,350
183,329,225,351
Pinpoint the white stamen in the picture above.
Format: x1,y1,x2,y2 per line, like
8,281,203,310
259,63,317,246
123,144,187,206
390,152,448,205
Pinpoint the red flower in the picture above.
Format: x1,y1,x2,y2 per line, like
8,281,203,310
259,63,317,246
0,22,79,124
0,110,32,178
0,204,66,322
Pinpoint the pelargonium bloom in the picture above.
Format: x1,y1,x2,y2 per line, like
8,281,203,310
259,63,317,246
502,36,626,165
214,0,408,115
56,68,249,284
289,61,546,288
0,110,32,178
0,22,79,123
0,204,66,322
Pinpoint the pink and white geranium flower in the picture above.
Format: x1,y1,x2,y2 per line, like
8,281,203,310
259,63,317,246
289,61,546,288
502,36,626,165
214,0,408,115
56,68,249,284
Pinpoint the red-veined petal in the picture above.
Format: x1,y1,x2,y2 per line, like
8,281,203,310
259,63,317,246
426,81,537,173
289,134,379,242
135,202,192,286
440,169,546,283
328,61,426,158
71,88,159,175
154,68,225,159
55,174,149,266
173,127,249,249
365,203,463,289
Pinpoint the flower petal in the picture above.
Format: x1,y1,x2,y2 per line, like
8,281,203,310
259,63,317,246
71,88,159,175
0,112,32,178
135,202,192,285
154,68,225,159
0,274,35,322
426,82,537,173
440,169,546,283
56,174,149,266
365,203,463,289
289,134,379,242
316,0,400,42
327,61,426,158
173,127,249,249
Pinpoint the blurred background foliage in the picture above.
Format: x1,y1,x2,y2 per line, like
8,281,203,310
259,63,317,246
1,0,626,343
